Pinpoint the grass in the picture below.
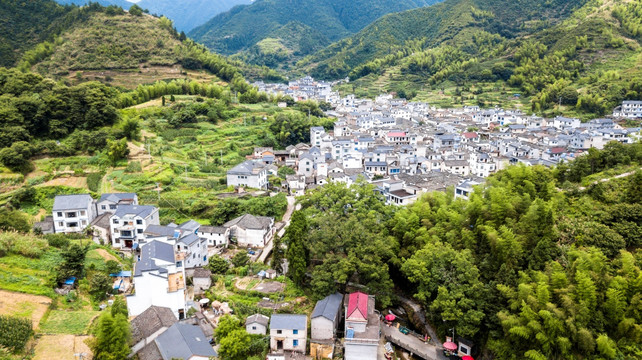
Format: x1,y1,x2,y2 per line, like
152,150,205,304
0,252,61,297
38,310,99,335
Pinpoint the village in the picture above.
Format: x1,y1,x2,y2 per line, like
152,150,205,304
29,78,641,360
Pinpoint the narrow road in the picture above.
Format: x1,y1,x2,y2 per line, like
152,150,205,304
398,296,449,360
576,168,640,191
258,195,296,264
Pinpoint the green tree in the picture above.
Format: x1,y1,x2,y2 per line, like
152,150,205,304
121,117,140,141
89,272,112,301
110,296,128,318
231,251,249,268
92,312,131,360
58,244,88,282
208,254,229,274
215,315,242,340
285,211,308,286
106,138,129,166
0,208,31,232
270,235,285,274
0,141,34,172
128,4,143,16
218,329,251,360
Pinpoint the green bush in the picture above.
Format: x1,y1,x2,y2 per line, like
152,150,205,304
0,315,32,352
87,172,104,192
45,234,71,248
0,231,48,258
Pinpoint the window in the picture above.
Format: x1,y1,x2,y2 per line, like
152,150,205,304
293,329,298,335
68,222,78,228
136,219,142,225
56,212,63,217
101,205,106,210
109,204,117,210
58,222,64,227
277,330,282,334
252,326,257,330
113,219,119,224
81,220,87,226
80,211,86,216
66,212,77,218
137,229,143,234
115,238,120,244
293,340,299,347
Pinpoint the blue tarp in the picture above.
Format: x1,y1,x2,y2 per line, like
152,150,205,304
132,243,139,249
257,270,267,277
113,279,123,290
64,277,76,285
109,271,132,277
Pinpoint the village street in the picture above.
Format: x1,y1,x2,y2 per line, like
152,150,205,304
257,195,297,263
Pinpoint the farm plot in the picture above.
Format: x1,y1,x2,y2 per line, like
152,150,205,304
39,310,99,335
0,290,51,329
33,334,92,360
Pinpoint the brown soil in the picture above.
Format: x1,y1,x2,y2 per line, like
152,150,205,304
39,176,87,189
33,335,93,360
93,249,119,263
0,290,52,329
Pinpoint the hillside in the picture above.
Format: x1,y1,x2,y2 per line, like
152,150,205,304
54,0,251,32
20,5,243,89
0,0,72,66
189,0,441,62
300,0,642,117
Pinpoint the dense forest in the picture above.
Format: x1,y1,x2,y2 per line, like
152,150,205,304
189,0,441,59
299,0,642,117
281,142,642,359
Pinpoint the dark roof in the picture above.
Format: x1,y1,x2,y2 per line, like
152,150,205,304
113,205,157,219
198,226,227,234
192,268,211,279
52,194,93,211
34,217,54,232
245,314,269,327
227,160,267,176
90,213,111,229
155,323,217,359
269,314,307,330
131,306,178,344
144,225,176,238
311,293,343,322
137,342,162,360
178,233,201,246
223,214,273,230
134,241,175,276
177,220,200,232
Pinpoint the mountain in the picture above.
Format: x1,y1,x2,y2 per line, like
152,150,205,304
135,0,252,32
299,0,642,118
0,0,72,66
53,0,251,32
19,3,243,89
189,0,441,60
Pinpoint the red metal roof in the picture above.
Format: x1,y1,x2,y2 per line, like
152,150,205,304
347,292,369,321
462,132,478,138
550,147,566,154
387,132,406,137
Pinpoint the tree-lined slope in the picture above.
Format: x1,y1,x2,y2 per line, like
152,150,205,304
189,0,441,59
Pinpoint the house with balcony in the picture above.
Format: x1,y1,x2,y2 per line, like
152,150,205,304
127,240,187,319
95,192,138,216
110,205,159,249
52,194,96,234
344,292,379,360
269,314,308,357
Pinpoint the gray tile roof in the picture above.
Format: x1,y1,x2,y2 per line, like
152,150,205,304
90,213,111,230
192,268,211,279
137,342,162,360
246,314,269,327
52,194,93,211
227,160,267,175
223,214,273,230
177,220,201,232
178,233,201,246
144,225,177,238
134,241,175,276
131,305,177,344
311,293,343,322
98,193,137,203
113,205,157,219
269,314,307,330
155,323,217,359
198,226,227,234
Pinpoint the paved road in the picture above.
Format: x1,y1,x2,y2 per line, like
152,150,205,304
258,195,296,264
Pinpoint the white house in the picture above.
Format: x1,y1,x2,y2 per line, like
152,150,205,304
192,268,211,296
226,160,268,189
246,314,270,335
613,100,642,119
110,205,159,249
269,314,307,354
52,194,96,234
176,233,209,269
223,214,275,248
95,192,138,216
344,292,379,360
127,241,187,319
197,226,229,247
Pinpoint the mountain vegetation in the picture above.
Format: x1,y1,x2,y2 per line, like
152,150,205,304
286,142,642,358
189,0,441,64
300,0,642,118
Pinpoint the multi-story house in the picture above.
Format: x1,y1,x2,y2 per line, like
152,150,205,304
176,233,208,269
613,100,642,119
226,160,268,189
197,226,229,247
344,292,379,360
52,194,95,234
110,205,159,249
269,314,308,356
127,240,187,319
95,193,138,216
223,214,275,248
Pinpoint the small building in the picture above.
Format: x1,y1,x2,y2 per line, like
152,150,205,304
33,216,54,235
226,160,269,189
269,314,308,355
130,305,178,357
192,268,211,296
246,314,270,335
90,213,112,244
223,214,275,248
344,292,379,360
52,194,95,234
152,323,217,360
96,192,138,216
110,205,160,249
197,226,229,247
310,293,343,359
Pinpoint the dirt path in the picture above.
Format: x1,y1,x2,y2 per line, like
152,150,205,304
93,249,119,262
577,168,640,191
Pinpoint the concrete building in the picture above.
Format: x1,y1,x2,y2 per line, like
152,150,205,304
269,314,308,355
310,293,344,359
110,205,159,249
197,226,229,247
223,214,275,248
344,292,379,360
52,194,95,234
246,314,270,335
95,192,138,216
192,268,212,296
226,160,268,189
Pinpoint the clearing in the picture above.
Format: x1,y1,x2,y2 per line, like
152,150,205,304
39,310,99,335
38,176,87,189
93,248,119,263
0,290,51,329
33,334,92,360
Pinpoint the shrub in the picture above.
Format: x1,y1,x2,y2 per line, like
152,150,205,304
87,172,104,192
0,315,32,352
0,231,48,258
45,234,71,248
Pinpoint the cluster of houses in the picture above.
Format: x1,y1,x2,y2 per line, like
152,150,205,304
248,78,641,204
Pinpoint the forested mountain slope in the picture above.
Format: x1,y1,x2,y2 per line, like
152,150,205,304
0,0,72,66
18,3,243,89
301,0,642,118
189,0,441,60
